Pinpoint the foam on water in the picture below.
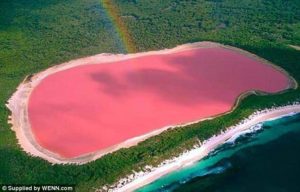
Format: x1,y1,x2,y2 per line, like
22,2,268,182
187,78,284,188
225,123,263,144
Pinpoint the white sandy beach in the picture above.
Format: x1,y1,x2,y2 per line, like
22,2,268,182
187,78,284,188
101,104,300,192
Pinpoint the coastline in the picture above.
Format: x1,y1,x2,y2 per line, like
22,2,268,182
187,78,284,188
103,104,300,192
6,41,297,164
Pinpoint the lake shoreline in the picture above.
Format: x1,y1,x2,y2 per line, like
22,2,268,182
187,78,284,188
6,41,296,164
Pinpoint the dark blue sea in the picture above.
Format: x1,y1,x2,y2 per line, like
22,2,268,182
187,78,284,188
137,112,300,192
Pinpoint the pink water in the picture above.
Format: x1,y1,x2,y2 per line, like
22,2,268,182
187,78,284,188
28,47,289,158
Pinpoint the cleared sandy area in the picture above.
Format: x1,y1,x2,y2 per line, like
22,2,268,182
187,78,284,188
105,104,300,192
6,41,296,164
289,44,300,51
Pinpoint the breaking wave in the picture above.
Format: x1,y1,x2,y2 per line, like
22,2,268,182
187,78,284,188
226,123,263,144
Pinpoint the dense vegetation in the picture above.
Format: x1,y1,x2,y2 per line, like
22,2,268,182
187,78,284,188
114,0,300,50
0,0,300,191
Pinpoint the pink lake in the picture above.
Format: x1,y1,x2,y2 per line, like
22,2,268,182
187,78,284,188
28,47,289,158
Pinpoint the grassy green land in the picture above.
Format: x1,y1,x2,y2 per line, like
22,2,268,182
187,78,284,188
0,0,300,191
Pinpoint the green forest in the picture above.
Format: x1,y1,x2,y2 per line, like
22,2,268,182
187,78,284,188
0,0,300,191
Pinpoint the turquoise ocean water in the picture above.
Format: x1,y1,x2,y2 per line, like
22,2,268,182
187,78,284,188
137,112,300,192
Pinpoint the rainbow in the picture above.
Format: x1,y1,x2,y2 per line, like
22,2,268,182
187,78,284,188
101,0,137,53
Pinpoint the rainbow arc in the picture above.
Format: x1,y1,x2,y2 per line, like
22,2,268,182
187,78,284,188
101,0,137,53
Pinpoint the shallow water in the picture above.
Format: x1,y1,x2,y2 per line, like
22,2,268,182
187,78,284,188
137,113,300,192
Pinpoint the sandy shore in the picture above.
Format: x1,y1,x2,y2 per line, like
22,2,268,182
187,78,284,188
101,104,300,192
6,41,297,164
